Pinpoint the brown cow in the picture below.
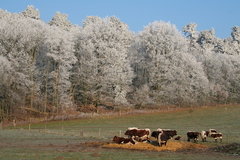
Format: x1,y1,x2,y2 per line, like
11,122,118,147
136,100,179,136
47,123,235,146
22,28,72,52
187,131,199,143
174,136,181,140
124,127,151,142
113,136,136,145
159,129,177,138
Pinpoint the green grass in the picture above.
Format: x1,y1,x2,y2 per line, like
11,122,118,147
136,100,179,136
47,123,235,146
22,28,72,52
1,105,240,159
21,105,239,143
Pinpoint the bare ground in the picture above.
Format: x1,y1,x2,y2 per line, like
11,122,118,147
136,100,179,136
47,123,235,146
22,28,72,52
54,140,240,157
1,137,239,159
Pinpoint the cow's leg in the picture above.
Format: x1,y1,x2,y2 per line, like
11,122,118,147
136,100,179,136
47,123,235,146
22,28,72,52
215,138,217,142
203,138,205,142
220,138,222,142
157,139,161,147
134,136,140,142
159,142,162,147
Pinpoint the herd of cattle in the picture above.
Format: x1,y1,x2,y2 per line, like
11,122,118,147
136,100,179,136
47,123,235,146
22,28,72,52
113,127,223,147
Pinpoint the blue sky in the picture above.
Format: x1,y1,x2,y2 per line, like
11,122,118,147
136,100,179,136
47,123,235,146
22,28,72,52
1,0,239,39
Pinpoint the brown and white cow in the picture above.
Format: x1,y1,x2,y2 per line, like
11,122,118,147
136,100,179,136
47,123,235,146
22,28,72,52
113,136,136,145
209,133,223,142
202,129,222,142
208,129,217,137
124,127,151,142
201,130,208,142
187,131,200,143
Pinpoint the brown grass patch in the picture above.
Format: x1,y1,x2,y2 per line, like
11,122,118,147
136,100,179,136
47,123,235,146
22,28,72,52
102,140,209,152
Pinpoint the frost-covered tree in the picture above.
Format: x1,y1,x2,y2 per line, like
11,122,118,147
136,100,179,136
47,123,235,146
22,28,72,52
48,11,72,31
183,23,224,54
133,21,188,90
225,26,240,55
42,25,77,112
20,5,40,20
73,16,134,106
197,28,218,50
182,22,199,40
132,84,155,107
215,26,240,55
199,49,240,104
0,9,46,112
131,21,210,106
220,37,239,55
0,10,44,106
231,26,240,43
182,22,199,49
2,4,240,117
0,55,15,120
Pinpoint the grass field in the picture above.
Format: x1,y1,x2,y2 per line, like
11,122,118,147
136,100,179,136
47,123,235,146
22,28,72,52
1,105,240,159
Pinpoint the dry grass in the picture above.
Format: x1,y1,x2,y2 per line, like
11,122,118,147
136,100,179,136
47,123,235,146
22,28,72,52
103,139,209,152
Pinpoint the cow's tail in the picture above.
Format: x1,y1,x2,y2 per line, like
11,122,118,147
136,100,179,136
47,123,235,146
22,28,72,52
145,128,151,139
157,131,163,147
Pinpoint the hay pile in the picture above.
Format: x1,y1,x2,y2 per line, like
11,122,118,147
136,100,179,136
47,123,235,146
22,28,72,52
103,140,209,152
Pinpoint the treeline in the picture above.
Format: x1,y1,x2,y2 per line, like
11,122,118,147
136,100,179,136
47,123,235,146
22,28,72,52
1,6,240,120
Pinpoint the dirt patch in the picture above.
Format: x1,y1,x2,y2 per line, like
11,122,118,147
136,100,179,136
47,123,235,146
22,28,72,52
102,140,209,152
90,153,101,157
56,157,69,159
209,142,240,156
83,141,112,147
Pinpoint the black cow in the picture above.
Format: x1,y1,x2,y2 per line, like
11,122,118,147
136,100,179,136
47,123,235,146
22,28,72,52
157,131,172,147
187,131,199,143
151,130,176,147
151,130,161,139
154,129,177,138
161,129,177,138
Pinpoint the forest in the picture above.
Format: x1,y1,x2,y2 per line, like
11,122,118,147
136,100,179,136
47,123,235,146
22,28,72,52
1,5,240,120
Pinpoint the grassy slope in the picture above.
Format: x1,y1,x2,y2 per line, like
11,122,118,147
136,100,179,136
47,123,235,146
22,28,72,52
1,105,240,159
21,105,240,143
